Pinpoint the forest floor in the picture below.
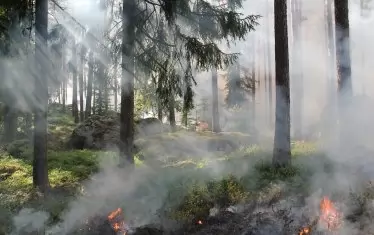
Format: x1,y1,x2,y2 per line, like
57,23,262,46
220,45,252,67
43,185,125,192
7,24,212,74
1,112,374,234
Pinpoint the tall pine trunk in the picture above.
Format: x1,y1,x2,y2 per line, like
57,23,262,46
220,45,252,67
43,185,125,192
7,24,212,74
33,0,49,192
335,0,352,95
157,77,163,121
334,0,352,148
251,36,257,140
119,0,136,167
291,0,304,140
85,51,93,119
266,0,274,125
326,0,336,95
169,93,176,132
72,45,79,123
324,0,337,144
62,79,66,112
97,61,104,115
79,46,86,122
272,0,291,167
211,68,220,132
113,57,118,112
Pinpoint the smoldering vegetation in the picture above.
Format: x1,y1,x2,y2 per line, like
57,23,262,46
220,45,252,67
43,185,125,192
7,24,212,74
2,0,374,234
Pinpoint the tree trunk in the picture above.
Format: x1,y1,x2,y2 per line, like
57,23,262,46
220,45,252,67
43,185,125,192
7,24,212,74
263,41,269,123
291,0,304,140
169,94,176,132
104,70,109,113
326,0,336,93
114,80,118,112
79,46,86,122
113,58,118,112
272,0,291,167
3,105,17,143
57,85,61,104
157,77,163,121
251,36,257,139
211,68,220,133
72,45,79,124
93,85,96,115
335,0,352,96
62,79,66,113
267,0,274,125
97,61,104,115
85,51,93,119
33,0,49,192
334,0,352,148
324,0,337,144
119,0,136,167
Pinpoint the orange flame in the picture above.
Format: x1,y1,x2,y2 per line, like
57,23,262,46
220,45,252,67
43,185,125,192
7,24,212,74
298,226,310,235
319,196,341,231
107,208,127,235
298,196,342,234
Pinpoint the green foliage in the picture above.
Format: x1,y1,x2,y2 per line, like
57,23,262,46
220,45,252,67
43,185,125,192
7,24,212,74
206,174,250,206
0,140,324,233
172,184,214,222
5,139,31,159
225,60,246,107
171,175,250,223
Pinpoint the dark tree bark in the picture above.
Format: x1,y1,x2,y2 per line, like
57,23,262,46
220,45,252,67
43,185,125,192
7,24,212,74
251,36,257,139
63,77,67,113
33,0,49,192
72,45,79,124
62,79,66,112
324,0,338,144
334,0,352,148
104,71,109,113
79,45,86,122
93,84,96,115
97,61,104,115
157,77,163,121
291,0,304,140
119,0,136,167
325,0,336,94
113,57,118,112
335,0,352,96
272,0,291,167
266,0,274,125
85,51,93,119
169,94,176,132
211,68,220,133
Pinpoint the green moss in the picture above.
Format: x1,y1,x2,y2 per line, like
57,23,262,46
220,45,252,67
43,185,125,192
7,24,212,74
0,139,321,232
171,174,251,223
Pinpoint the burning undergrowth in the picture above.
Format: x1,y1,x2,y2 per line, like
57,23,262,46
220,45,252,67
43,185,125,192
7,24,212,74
71,191,351,235
10,148,374,235
60,181,374,235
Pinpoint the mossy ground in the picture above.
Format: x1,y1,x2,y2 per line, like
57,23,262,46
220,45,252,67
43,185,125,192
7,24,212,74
0,137,317,233
1,111,373,234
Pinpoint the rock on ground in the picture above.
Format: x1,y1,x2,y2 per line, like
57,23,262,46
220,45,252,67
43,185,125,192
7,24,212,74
67,114,164,150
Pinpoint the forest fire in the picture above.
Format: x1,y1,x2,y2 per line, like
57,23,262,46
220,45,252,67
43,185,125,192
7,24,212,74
107,208,128,235
298,196,342,234
319,196,342,231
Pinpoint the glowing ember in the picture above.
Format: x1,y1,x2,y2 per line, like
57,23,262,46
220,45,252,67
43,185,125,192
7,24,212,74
298,226,310,235
298,196,342,234
197,220,203,225
107,208,127,235
319,196,342,231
